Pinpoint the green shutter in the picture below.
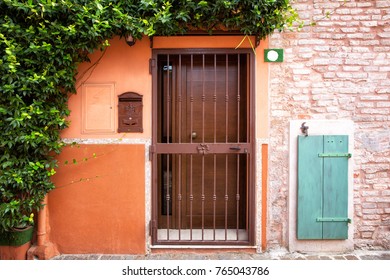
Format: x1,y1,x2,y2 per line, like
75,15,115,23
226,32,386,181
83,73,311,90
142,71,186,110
297,135,350,240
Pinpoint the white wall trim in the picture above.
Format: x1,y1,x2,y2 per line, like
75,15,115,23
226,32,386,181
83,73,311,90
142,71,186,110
61,138,150,145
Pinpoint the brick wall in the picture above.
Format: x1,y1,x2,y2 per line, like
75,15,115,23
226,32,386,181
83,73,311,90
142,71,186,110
268,0,389,250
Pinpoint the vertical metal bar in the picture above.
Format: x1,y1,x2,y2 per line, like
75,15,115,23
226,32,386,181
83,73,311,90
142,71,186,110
202,54,205,143
213,154,216,240
178,54,182,144
247,153,249,233
246,54,250,143
224,54,229,240
166,155,170,240
213,54,217,240
190,54,194,145
202,156,205,240
166,55,171,240
167,54,171,144
225,54,229,143
225,154,228,241
178,55,182,240
190,155,193,241
178,154,182,240
201,54,205,240
236,54,241,240
236,154,240,240
214,54,217,144
237,54,241,143
189,54,194,240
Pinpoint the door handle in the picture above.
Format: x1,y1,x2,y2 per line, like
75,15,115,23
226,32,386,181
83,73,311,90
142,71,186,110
229,146,241,151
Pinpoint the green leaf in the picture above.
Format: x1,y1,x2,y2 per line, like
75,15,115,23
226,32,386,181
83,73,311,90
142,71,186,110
96,2,103,11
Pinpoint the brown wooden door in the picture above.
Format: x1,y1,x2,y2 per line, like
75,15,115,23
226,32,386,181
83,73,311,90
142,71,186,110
152,51,253,244
181,55,246,229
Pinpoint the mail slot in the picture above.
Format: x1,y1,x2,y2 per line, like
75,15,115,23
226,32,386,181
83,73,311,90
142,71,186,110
118,92,143,133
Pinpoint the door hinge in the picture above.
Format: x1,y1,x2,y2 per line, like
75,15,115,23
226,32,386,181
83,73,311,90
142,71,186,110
317,217,351,223
318,153,352,158
149,58,156,74
149,145,155,161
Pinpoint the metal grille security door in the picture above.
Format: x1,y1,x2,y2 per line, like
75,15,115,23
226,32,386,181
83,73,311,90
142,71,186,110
150,50,255,245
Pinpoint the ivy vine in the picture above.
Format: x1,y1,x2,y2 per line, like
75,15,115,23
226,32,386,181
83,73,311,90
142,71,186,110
0,0,299,231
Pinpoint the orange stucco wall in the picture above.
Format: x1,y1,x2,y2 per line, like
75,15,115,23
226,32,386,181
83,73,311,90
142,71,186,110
47,35,269,255
61,35,269,139
48,144,145,254
62,37,152,139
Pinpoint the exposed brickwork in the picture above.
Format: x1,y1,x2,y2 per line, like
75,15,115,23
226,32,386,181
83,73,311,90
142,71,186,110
268,0,389,250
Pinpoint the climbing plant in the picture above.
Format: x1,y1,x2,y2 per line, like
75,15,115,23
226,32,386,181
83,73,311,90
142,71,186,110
0,0,300,231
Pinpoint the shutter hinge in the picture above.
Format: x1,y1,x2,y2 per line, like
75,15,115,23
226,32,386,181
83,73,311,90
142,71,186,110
318,153,352,158
317,217,351,223
149,145,155,161
149,58,156,74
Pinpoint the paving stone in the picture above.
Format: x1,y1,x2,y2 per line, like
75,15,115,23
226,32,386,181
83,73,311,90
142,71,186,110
359,253,390,260
49,251,390,260
100,255,120,260
123,255,141,260
245,253,270,260
344,255,359,260
87,254,101,260
280,256,295,260
360,255,380,260
306,255,321,260
63,255,89,260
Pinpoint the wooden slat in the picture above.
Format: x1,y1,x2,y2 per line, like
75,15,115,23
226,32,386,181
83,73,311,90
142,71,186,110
297,135,323,239
322,135,349,239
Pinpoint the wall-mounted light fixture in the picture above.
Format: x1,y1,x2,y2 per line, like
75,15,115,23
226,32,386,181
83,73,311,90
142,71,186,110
264,49,284,62
125,34,136,47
